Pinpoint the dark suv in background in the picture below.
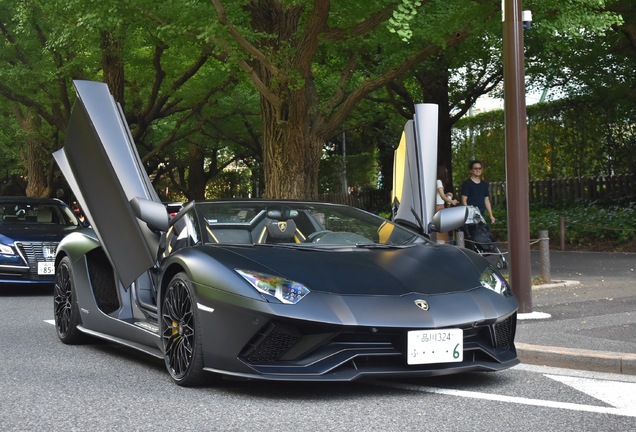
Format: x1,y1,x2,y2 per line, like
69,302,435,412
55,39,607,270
0,197,81,285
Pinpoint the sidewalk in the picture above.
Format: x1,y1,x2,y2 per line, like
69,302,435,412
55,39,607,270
513,250,636,374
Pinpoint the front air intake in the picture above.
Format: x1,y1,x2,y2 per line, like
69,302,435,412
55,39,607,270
240,321,301,362
492,314,516,348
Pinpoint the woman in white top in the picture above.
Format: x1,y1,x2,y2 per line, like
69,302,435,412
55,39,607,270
436,165,458,243
436,165,458,210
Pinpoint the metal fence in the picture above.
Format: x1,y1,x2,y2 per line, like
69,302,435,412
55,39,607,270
319,189,392,214
488,173,635,206
320,173,635,212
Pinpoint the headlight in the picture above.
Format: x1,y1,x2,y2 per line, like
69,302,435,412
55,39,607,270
480,267,512,297
0,244,15,255
236,269,310,304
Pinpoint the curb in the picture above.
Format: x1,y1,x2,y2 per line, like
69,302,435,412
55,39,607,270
532,280,580,290
516,342,636,375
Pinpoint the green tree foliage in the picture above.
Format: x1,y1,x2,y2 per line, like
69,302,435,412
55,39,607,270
452,1,633,182
372,0,622,190
452,96,636,181
320,138,379,194
525,0,628,99
0,1,78,196
0,0,255,199
208,0,483,199
318,99,403,194
0,0,632,203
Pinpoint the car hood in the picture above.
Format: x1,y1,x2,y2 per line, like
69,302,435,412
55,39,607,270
53,80,163,287
212,244,483,296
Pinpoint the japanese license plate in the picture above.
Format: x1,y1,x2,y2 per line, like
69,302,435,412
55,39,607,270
407,329,463,365
37,262,55,275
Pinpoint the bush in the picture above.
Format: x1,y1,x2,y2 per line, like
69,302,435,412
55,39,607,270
491,202,636,251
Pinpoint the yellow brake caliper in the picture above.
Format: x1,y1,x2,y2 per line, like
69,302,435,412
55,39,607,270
171,320,179,337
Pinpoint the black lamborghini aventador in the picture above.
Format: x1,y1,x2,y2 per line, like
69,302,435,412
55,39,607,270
52,80,518,386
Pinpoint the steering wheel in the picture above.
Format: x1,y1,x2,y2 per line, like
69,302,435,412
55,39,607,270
305,230,333,243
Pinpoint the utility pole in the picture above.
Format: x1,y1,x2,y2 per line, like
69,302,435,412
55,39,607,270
469,106,475,160
341,131,348,195
503,0,532,313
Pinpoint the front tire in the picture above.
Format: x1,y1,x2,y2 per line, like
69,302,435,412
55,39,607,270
161,272,208,386
53,256,87,344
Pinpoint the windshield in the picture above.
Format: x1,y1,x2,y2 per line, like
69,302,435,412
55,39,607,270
0,202,79,227
193,201,428,247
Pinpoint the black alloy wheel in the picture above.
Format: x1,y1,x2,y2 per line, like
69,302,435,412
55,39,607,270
53,256,86,344
161,272,207,386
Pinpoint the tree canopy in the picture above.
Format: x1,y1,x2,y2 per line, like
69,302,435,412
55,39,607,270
452,0,633,182
0,0,631,202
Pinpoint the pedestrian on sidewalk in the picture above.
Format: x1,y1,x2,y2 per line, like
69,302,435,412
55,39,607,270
460,160,495,225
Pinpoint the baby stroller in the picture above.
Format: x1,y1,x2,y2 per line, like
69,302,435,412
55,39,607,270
461,206,507,269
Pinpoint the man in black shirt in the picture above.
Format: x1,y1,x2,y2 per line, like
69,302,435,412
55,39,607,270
460,160,496,224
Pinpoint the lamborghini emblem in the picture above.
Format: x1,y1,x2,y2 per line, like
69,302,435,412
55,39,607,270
278,221,288,232
414,300,429,311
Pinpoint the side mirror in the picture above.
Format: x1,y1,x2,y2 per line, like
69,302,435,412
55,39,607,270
130,197,169,232
428,206,467,233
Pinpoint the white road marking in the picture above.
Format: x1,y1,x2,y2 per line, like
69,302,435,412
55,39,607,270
514,363,636,383
517,311,552,320
44,320,54,325
371,381,636,418
545,374,636,412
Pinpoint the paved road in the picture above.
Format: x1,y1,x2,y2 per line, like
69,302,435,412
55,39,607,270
1,288,635,431
2,251,635,431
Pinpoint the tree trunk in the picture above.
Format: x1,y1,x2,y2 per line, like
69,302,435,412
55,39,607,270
215,0,469,199
260,95,321,199
419,61,453,186
13,106,51,197
187,142,207,199
101,31,125,106
245,1,322,199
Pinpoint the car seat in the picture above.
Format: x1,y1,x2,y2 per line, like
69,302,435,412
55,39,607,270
265,208,298,243
37,207,53,223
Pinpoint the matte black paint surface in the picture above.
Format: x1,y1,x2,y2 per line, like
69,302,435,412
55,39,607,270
53,80,519,382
